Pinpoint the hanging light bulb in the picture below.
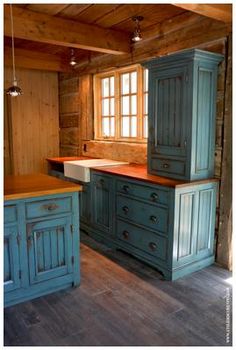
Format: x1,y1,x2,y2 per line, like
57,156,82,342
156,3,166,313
69,48,77,66
131,16,144,42
6,4,23,97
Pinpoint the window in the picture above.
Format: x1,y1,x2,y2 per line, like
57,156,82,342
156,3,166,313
94,65,148,142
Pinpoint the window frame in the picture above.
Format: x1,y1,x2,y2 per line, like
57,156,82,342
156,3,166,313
94,64,147,143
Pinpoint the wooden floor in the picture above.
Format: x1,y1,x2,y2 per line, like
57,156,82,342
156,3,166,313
4,232,232,346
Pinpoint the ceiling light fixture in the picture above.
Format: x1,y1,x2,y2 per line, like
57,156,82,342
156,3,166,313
6,4,22,97
69,48,77,66
131,16,144,42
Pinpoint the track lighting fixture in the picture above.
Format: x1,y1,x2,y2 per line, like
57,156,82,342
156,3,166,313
69,48,77,66
6,4,22,97
131,16,144,42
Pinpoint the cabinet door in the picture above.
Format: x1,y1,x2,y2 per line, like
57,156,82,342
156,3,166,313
149,65,189,157
27,216,73,285
91,174,113,234
80,183,91,225
4,226,21,293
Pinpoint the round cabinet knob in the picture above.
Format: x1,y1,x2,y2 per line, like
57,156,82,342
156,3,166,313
163,163,170,169
151,192,158,201
122,185,130,193
150,215,158,223
122,230,129,239
122,206,129,214
149,242,157,251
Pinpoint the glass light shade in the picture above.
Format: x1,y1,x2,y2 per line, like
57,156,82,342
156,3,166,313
6,82,23,97
132,30,142,42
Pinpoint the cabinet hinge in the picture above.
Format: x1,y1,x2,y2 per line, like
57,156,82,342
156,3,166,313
19,270,22,279
185,74,189,83
70,224,73,234
71,256,74,265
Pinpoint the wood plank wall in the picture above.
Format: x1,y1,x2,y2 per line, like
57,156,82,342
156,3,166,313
4,67,59,175
58,36,231,270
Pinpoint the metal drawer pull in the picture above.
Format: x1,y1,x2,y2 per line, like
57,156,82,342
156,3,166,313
122,230,129,239
42,203,59,211
149,242,157,251
122,185,130,193
122,206,129,214
150,215,158,223
163,163,170,169
151,192,158,201
99,179,105,185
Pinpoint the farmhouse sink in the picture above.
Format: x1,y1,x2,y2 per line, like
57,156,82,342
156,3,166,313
64,158,129,182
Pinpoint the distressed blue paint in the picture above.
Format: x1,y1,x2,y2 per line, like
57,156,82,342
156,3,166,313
4,192,80,307
143,49,223,181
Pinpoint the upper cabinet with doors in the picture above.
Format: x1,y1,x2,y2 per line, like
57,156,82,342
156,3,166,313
144,49,223,181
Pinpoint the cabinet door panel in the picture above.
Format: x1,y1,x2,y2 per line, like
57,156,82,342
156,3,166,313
27,217,73,284
80,183,91,225
4,226,21,293
91,174,113,234
149,66,189,157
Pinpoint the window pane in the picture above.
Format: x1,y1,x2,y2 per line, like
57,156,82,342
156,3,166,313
143,115,148,138
110,98,115,116
122,73,129,94
102,117,110,136
131,117,137,137
102,98,109,116
122,96,129,115
110,117,115,136
110,77,114,96
131,72,137,93
131,95,137,115
144,93,148,114
102,78,109,97
122,116,130,137
144,69,148,92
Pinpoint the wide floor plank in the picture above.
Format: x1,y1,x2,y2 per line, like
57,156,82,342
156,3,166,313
4,232,232,346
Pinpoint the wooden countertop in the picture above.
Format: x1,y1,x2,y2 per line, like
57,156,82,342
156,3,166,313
91,164,218,188
46,157,218,188
46,156,94,165
4,174,83,201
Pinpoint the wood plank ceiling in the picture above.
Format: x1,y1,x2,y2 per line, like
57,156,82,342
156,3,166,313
4,3,232,72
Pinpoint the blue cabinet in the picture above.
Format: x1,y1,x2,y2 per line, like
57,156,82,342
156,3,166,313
91,173,114,235
4,225,21,293
144,49,223,180
79,183,91,227
4,192,80,307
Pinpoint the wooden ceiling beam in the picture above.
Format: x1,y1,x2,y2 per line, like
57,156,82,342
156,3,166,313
4,46,70,72
173,4,232,23
4,4,130,55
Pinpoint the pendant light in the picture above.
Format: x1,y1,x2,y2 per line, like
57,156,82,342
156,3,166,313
6,4,22,97
131,16,144,42
69,48,77,66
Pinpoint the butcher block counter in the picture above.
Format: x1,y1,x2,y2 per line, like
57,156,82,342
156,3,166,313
4,173,81,307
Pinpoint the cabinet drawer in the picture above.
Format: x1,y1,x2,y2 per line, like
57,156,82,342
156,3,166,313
151,158,186,176
117,219,168,261
116,179,169,206
26,197,72,219
116,195,168,233
4,205,17,224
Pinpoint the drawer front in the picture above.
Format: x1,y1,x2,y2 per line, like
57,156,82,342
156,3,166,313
4,205,17,224
117,220,168,261
26,197,72,219
116,179,169,206
151,158,186,176
117,195,168,233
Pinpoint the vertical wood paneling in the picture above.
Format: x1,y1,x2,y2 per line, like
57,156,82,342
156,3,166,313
196,69,212,171
4,67,59,175
177,192,194,259
197,189,213,252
